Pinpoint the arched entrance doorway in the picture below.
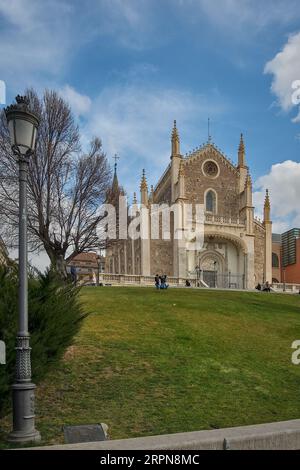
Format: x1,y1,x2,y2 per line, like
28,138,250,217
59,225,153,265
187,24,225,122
199,251,225,288
193,233,248,289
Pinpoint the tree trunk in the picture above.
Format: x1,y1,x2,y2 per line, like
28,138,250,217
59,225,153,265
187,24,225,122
45,248,68,280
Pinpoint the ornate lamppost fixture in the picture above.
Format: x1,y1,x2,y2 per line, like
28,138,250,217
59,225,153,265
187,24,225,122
195,265,201,287
5,95,40,443
96,254,101,286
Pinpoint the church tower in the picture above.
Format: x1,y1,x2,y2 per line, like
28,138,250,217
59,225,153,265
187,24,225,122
237,133,248,192
105,156,127,274
263,189,272,283
140,169,150,276
140,169,149,206
171,119,180,156
171,120,182,203
243,170,254,234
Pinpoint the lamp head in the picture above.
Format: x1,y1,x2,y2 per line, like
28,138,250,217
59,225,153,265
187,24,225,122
5,95,39,157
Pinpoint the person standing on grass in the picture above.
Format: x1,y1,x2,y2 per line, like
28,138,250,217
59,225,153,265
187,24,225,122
155,274,160,289
70,264,77,285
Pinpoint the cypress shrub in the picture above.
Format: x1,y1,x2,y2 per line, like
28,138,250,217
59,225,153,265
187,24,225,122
0,267,88,416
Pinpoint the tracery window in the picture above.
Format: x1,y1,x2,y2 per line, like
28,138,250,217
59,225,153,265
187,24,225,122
206,190,216,213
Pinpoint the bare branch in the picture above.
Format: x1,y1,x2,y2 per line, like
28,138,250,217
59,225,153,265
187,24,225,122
0,90,112,277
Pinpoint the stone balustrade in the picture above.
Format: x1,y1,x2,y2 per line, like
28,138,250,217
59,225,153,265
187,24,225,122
205,213,245,226
272,282,300,293
97,274,191,287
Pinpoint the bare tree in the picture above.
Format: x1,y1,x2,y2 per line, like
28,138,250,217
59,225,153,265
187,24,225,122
0,89,111,278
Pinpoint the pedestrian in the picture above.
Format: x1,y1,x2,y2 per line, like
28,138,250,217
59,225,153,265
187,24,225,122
161,274,169,289
70,264,77,285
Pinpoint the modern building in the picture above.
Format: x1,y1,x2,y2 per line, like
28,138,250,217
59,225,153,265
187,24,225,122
272,229,300,284
272,233,282,283
67,252,105,285
105,123,273,289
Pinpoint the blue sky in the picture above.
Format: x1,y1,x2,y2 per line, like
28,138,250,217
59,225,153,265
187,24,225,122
1,0,300,249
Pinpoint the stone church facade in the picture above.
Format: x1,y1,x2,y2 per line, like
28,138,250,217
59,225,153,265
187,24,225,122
105,122,272,289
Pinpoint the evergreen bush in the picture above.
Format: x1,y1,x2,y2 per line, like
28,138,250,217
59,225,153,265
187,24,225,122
0,267,88,416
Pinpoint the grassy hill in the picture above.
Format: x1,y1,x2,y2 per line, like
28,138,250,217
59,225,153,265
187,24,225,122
2,286,300,446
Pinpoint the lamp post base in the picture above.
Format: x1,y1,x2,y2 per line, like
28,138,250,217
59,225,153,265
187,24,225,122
7,382,41,444
7,429,41,444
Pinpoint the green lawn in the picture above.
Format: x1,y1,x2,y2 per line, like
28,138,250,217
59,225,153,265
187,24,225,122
2,286,300,446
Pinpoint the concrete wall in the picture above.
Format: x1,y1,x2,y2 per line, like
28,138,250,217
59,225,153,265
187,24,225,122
29,419,300,450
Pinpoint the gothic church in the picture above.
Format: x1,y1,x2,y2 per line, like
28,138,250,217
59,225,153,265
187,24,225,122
105,122,272,289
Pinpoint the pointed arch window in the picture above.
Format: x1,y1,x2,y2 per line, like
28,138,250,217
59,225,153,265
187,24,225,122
206,190,217,213
272,252,279,268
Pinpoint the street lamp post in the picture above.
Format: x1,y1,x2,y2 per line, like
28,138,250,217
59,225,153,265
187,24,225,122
5,95,40,443
96,254,101,286
195,265,200,287
214,261,217,288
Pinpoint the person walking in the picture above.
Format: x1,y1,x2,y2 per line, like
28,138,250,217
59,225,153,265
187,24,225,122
70,264,77,285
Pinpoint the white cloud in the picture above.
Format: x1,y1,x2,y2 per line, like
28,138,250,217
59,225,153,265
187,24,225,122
0,0,74,90
59,85,91,117
84,82,228,196
92,0,160,50
2,0,298,97
254,160,300,232
97,0,300,47
264,32,300,121
178,0,300,35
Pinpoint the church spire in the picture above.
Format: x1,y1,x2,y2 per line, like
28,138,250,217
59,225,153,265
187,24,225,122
264,189,271,223
245,169,252,188
149,184,154,203
244,169,252,207
238,133,246,168
112,154,120,193
207,117,212,143
140,169,148,205
171,120,180,157
140,169,148,191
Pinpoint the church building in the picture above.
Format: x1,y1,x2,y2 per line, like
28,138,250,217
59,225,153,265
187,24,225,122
105,122,272,289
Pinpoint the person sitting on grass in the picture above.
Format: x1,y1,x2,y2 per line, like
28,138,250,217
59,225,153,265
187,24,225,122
160,274,169,289
262,281,271,292
185,279,191,287
155,274,160,290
